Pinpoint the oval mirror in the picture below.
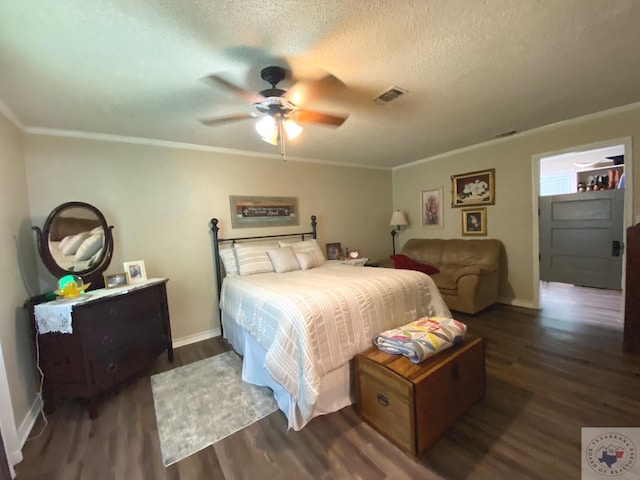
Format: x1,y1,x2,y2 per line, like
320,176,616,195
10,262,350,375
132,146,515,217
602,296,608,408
33,201,114,289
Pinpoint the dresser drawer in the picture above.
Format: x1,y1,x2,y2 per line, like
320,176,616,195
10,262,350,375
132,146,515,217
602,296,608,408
89,329,166,388
76,287,165,354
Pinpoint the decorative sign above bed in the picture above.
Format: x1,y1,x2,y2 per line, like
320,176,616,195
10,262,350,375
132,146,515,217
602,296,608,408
229,195,299,228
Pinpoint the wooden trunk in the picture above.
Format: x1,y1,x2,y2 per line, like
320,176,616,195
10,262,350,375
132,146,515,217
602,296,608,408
355,335,485,459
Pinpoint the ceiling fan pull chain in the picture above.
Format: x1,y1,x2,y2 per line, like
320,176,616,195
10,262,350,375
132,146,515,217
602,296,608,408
279,117,287,161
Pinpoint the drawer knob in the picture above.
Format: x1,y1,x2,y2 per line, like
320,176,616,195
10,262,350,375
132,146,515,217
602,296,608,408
100,335,112,346
451,364,460,380
106,362,118,373
377,393,389,407
109,307,119,319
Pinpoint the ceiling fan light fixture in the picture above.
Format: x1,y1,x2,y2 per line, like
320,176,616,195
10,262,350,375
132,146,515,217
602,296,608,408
255,115,278,144
283,119,303,141
256,115,303,145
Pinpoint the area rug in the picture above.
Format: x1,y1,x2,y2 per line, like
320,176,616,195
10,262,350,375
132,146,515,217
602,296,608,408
151,350,278,466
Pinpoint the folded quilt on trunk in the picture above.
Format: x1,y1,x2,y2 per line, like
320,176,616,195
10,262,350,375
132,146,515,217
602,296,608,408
373,317,467,363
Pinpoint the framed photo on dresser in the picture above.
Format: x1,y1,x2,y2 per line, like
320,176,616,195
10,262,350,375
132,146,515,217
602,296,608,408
123,260,147,283
104,272,128,288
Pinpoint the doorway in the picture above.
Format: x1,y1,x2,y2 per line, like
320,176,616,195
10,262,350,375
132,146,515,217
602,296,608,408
531,137,634,310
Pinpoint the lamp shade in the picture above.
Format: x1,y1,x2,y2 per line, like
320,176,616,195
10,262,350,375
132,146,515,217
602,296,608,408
255,116,278,145
389,210,408,227
256,116,303,146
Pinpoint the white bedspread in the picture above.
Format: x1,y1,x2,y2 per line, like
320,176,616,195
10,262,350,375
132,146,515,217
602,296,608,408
220,262,450,424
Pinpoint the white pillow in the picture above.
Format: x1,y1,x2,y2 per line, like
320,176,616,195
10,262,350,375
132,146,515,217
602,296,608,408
267,247,300,273
74,233,104,261
90,226,104,235
234,243,278,276
58,234,75,252
279,239,325,265
60,232,91,255
296,252,322,270
219,248,239,276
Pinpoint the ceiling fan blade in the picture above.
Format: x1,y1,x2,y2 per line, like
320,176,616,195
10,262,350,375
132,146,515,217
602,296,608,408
198,113,259,127
285,74,346,105
294,109,349,127
201,75,264,103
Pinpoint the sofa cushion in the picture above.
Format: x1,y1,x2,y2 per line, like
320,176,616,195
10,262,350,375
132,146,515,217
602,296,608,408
390,254,440,275
430,271,458,291
401,238,445,266
440,239,502,269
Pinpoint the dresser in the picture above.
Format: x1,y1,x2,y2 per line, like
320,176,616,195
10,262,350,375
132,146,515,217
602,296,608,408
624,224,640,353
355,336,485,459
27,279,173,418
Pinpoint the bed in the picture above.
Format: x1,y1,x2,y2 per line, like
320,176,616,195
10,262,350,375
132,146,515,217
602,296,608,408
211,216,451,430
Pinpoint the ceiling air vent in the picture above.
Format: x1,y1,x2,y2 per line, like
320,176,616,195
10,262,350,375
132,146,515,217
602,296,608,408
374,86,408,105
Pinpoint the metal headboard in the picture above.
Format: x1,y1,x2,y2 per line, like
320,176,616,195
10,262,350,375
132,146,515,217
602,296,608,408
210,215,317,333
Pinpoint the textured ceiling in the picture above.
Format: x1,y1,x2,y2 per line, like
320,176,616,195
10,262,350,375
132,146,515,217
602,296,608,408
1,1,640,168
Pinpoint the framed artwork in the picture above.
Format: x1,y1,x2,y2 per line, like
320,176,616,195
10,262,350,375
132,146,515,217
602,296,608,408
326,243,342,260
104,272,128,288
461,208,487,236
229,195,298,228
123,260,147,283
421,187,444,228
451,168,495,207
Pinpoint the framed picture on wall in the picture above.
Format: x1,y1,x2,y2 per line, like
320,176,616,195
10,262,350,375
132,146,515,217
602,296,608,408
461,208,487,236
451,168,495,207
421,187,444,228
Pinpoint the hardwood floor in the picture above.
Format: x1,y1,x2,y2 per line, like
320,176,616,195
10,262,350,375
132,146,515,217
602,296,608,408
16,288,640,479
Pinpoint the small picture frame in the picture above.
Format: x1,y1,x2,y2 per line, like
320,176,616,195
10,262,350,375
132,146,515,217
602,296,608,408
123,260,147,283
421,187,444,228
325,243,342,260
462,208,487,236
104,272,128,289
451,168,495,207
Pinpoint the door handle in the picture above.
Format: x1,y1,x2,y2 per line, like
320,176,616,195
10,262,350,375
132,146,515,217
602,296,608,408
612,241,622,257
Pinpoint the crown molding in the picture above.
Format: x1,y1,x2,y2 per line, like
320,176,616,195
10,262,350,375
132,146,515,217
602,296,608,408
395,101,640,171
24,127,390,171
0,99,24,131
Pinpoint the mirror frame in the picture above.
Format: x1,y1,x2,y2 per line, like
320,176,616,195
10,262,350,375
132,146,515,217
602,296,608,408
32,201,114,290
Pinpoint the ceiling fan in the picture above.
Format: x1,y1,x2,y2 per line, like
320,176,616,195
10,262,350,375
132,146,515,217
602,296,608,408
198,66,349,152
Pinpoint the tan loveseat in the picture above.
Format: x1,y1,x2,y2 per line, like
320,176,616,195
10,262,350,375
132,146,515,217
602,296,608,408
382,238,503,314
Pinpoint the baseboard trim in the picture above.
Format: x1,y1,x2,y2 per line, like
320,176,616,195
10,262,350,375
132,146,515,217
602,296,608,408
172,328,221,349
498,298,539,310
13,394,42,468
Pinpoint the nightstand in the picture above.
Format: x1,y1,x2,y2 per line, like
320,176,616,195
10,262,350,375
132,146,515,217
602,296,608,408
341,258,369,267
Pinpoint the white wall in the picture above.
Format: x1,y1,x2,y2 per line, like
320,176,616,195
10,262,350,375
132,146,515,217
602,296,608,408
392,104,639,307
24,135,393,343
0,112,40,469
